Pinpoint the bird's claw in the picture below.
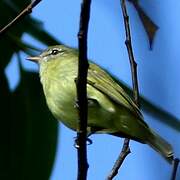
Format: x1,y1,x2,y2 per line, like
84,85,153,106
74,98,79,109
73,136,93,149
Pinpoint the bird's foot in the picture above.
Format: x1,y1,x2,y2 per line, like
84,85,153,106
73,136,93,149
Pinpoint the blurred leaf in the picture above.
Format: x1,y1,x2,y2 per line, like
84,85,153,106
128,0,158,49
10,66,58,180
140,97,180,132
0,0,30,68
0,1,60,68
0,68,12,179
25,17,61,46
119,81,180,132
107,73,180,132
0,1,60,179
7,33,42,54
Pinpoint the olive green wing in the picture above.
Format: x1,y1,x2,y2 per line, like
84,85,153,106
88,62,144,121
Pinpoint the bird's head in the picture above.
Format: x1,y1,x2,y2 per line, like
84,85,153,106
26,45,76,65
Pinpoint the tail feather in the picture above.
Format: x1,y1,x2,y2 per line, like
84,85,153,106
147,130,174,163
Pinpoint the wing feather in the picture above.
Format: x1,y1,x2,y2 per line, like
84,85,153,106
88,63,144,121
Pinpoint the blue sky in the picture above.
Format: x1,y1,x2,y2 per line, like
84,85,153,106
6,0,180,179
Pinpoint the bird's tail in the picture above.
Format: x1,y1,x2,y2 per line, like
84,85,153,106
147,130,174,163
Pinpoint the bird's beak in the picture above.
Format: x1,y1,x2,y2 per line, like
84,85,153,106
26,56,41,62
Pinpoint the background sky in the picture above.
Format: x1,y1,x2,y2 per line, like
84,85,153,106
6,0,180,179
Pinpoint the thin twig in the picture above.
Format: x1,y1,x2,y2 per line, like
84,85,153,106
107,0,140,179
76,0,92,179
0,0,42,36
171,158,180,180
121,0,140,105
106,139,131,180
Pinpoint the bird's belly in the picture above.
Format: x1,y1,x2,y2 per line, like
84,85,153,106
43,79,115,133
45,80,79,131
46,91,110,131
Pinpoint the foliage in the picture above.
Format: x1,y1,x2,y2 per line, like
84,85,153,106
0,1,59,179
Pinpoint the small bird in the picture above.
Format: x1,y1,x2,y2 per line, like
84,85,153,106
27,45,173,163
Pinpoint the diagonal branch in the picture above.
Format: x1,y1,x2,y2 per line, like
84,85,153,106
76,0,92,179
0,0,42,36
107,0,140,179
106,139,130,180
171,158,180,180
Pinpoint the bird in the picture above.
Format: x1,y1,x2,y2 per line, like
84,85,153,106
27,45,174,163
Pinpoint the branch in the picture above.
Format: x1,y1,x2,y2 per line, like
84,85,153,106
106,139,130,180
0,0,42,36
107,0,140,179
171,158,180,180
76,0,92,179
121,0,140,105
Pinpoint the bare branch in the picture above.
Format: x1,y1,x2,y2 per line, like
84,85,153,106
106,139,130,180
121,0,140,105
171,158,180,180
76,0,92,179
0,0,42,36
107,0,140,178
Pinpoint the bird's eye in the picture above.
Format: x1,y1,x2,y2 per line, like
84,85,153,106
51,49,60,55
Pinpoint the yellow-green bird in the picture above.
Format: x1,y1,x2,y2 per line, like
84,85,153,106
27,45,173,163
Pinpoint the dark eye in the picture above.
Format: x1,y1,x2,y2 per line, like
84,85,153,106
51,49,60,55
